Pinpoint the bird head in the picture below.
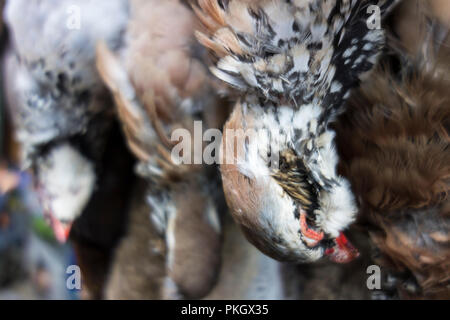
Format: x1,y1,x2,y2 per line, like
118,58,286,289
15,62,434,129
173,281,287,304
195,0,397,262
36,144,96,243
221,101,359,262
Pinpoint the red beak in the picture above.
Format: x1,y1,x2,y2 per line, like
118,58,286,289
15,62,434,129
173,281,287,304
299,211,324,247
36,183,72,243
325,232,360,263
49,215,72,243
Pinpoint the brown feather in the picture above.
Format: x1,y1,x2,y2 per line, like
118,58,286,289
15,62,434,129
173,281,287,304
336,5,450,298
104,181,166,300
97,0,230,299
272,150,317,213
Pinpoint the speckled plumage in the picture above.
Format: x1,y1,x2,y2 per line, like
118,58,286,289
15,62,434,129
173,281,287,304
3,0,128,156
2,0,130,231
196,0,398,262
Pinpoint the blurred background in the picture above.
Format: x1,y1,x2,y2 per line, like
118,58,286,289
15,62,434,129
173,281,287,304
0,146,79,299
0,1,76,300
0,120,78,300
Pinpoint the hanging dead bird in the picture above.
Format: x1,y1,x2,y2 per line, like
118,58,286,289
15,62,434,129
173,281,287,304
3,0,137,300
2,0,131,242
96,0,229,299
335,0,450,299
194,0,398,263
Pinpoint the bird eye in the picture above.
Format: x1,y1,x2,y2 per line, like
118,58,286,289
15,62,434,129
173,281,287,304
279,156,289,171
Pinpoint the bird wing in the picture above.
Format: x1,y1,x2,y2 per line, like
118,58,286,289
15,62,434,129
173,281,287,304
96,41,158,163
